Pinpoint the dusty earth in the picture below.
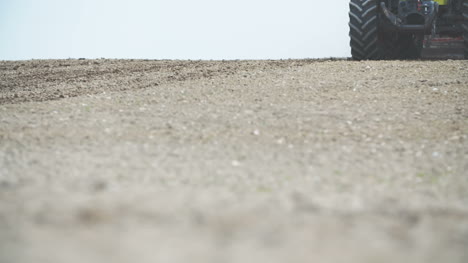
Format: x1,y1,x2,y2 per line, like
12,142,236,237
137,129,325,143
1,59,467,263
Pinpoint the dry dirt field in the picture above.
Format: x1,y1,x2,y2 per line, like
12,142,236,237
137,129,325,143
1,59,467,263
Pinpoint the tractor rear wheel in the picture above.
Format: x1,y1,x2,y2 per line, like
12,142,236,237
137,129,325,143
463,0,468,58
349,0,384,60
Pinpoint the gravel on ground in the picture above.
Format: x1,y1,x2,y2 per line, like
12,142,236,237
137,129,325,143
1,59,467,263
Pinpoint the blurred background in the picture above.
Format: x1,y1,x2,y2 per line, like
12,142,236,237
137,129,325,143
0,0,350,60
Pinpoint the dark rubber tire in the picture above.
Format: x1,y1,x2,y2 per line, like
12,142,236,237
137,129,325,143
349,0,384,60
463,0,468,59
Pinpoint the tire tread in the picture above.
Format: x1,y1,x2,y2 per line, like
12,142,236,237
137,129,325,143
349,0,382,60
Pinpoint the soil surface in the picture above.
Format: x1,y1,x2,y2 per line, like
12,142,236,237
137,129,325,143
1,59,468,263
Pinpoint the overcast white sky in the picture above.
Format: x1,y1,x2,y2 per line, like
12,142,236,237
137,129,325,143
0,0,351,60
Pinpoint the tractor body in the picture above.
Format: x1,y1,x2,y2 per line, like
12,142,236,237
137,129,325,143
349,0,467,59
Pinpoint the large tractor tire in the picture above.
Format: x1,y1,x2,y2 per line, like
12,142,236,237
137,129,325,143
463,0,468,58
349,0,385,60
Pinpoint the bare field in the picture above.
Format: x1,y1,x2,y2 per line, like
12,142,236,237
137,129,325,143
1,59,468,263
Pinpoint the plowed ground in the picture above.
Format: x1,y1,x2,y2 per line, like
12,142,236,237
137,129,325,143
1,59,468,263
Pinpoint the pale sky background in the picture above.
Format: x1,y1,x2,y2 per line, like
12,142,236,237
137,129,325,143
0,0,351,60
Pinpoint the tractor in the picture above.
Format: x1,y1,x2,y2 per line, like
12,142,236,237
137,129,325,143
349,0,468,59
